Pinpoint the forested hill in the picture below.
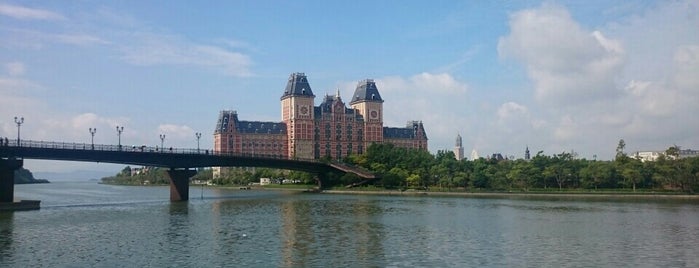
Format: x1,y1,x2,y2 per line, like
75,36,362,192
15,168,50,184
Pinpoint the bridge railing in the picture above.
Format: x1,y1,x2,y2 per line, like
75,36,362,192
2,139,321,163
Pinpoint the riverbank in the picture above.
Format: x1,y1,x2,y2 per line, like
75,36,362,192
320,189,699,201
98,181,699,201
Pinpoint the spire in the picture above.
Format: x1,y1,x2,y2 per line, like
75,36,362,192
336,88,341,99
281,72,315,99
350,79,384,104
525,146,531,160
456,133,462,147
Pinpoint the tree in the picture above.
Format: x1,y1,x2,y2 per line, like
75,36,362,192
119,166,132,177
616,139,626,160
621,159,643,192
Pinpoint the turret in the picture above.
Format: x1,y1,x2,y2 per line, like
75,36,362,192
350,79,384,146
280,72,315,159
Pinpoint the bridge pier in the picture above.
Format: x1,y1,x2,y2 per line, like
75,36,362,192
0,158,23,203
166,168,197,202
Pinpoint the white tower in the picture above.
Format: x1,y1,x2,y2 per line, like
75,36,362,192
454,134,464,160
470,149,479,160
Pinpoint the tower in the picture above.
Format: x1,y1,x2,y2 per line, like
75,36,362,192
470,149,479,160
350,79,384,151
525,146,531,160
281,73,315,159
454,133,464,160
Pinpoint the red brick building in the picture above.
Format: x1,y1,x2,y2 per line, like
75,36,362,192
214,73,428,164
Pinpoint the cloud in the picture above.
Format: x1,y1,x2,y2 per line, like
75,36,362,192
498,3,625,105
491,1,699,159
5,62,25,76
367,72,469,150
118,33,253,77
2,28,109,48
157,124,195,140
53,33,110,46
497,102,528,121
673,45,699,91
0,3,65,21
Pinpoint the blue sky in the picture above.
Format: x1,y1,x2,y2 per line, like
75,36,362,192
1,0,698,173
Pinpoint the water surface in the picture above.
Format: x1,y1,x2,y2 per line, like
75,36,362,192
1,182,698,267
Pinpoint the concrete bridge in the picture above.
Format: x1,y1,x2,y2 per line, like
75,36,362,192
0,139,377,205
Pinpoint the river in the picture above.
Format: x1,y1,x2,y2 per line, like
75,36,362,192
1,181,698,267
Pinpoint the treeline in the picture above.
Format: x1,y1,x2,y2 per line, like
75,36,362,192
99,141,699,193
100,166,311,186
341,142,699,193
100,166,212,185
15,168,49,184
211,168,314,186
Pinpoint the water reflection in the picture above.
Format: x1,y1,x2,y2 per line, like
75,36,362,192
0,212,15,263
278,196,386,267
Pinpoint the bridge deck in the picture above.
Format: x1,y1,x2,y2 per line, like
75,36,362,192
0,139,377,179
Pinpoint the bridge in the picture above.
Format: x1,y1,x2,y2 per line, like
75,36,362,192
0,139,377,204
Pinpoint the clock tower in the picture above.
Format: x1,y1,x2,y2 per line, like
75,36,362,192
281,73,315,159
350,79,384,150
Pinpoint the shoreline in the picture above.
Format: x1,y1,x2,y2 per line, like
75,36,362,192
319,189,699,201
98,182,699,201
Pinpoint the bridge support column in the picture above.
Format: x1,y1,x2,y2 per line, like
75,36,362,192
166,168,196,202
0,158,23,203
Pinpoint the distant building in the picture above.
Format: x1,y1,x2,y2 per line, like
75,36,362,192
525,146,531,160
470,149,479,160
632,151,663,162
490,153,505,161
454,134,464,160
632,147,699,162
679,148,699,159
213,73,428,178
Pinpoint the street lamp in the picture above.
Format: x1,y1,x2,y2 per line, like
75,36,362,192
89,128,97,149
116,126,124,150
160,134,166,151
15,116,24,147
14,116,24,146
195,132,202,153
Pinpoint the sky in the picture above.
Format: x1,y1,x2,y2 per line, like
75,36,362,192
1,0,698,173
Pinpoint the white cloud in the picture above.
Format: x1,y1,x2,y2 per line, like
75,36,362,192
492,1,699,159
5,62,25,76
0,3,65,21
53,33,110,46
2,28,108,48
157,124,195,141
119,33,253,77
673,45,699,91
553,115,576,142
498,3,625,105
369,72,469,151
497,102,528,121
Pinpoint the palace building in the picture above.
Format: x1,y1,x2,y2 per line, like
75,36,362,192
213,73,428,165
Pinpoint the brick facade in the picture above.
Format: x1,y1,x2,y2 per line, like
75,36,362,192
214,73,428,164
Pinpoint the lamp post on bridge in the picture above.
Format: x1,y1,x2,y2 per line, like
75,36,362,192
89,128,96,149
14,116,24,146
160,134,166,152
116,126,124,151
195,132,201,153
